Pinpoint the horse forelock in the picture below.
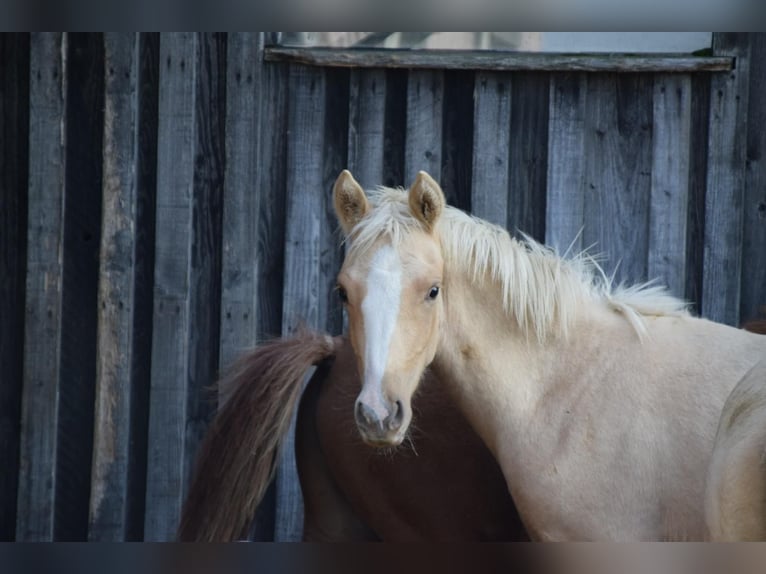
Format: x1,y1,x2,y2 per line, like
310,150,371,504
344,186,689,341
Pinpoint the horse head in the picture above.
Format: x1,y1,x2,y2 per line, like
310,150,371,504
333,169,446,447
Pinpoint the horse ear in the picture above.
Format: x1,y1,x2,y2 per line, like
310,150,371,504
408,171,445,232
333,170,370,235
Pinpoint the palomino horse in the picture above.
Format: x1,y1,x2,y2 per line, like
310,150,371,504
178,331,528,541
332,168,766,540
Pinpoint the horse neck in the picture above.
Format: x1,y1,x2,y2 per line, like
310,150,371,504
432,268,561,456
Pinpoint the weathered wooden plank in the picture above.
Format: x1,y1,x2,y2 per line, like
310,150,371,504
265,47,734,73
509,73,550,241
405,70,443,184
182,31,226,523
546,73,587,254
440,70,473,211
582,74,653,285
88,33,140,542
740,32,766,323
234,52,283,541
144,32,198,542
219,33,264,375
16,32,66,542
0,32,29,542
471,72,511,227
56,32,104,542
347,68,386,189
648,74,692,298
702,34,752,325
277,63,327,542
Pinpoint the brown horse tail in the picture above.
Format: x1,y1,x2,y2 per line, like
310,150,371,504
177,329,338,541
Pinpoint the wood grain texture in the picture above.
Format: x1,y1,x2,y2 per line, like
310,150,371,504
648,74,692,298
472,72,511,227
347,68,386,189
582,74,653,285
219,33,264,374
265,47,733,73
702,34,752,325
740,33,766,323
546,73,587,254
88,33,140,542
144,33,198,541
16,32,66,542
0,32,29,542
277,63,327,542
405,70,443,185
509,73,549,241
382,69,406,188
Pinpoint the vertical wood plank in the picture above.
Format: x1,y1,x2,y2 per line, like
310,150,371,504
16,32,66,542
143,32,198,541
471,72,511,226
405,70,443,184
88,33,140,542
219,33,264,375
0,32,29,542
582,74,653,285
648,74,692,298
546,73,587,254
703,33,751,325
740,33,766,322
509,72,549,241
347,68,386,189
277,63,327,542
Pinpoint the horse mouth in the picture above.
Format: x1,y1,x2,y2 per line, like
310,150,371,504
358,430,406,448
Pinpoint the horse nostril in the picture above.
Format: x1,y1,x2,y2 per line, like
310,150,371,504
389,400,404,429
355,400,376,427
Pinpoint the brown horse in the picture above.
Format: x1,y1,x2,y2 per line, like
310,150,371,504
178,330,528,541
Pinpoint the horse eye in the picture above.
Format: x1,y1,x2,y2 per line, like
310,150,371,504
337,286,348,304
428,286,440,300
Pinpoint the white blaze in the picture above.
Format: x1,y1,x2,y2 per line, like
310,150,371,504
359,245,402,420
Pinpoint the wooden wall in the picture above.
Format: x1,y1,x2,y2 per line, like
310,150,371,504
1,32,764,541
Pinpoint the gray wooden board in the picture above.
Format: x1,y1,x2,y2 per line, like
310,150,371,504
702,34,752,325
144,32,198,541
0,32,29,542
405,70,443,185
276,63,328,542
182,31,226,528
546,73,587,255
648,74,692,299
265,47,733,74
219,33,263,373
89,32,140,543
582,74,653,285
508,73,550,242
740,33,766,322
347,68,387,189
381,69,407,188
16,32,66,542
471,71,511,227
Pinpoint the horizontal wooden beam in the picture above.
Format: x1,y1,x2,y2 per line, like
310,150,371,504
265,47,733,73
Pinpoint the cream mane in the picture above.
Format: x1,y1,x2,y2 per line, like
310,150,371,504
346,187,689,341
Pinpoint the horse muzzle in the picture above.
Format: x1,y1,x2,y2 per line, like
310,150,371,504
354,398,408,447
